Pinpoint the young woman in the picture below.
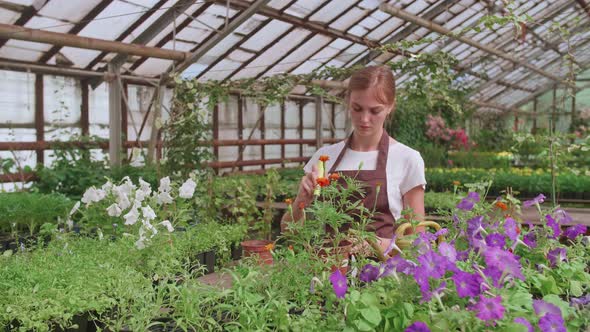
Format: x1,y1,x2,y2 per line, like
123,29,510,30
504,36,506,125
281,65,426,252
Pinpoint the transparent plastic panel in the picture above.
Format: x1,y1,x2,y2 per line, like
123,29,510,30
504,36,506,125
309,0,356,23
0,43,43,62
0,8,20,24
367,17,405,41
133,58,173,76
241,20,292,52
329,7,366,31
39,0,102,22
88,82,109,138
77,0,144,41
262,32,326,76
232,29,309,79
404,0,429,14
126,85,157,141
24,16,71,33
44,76,81,125
283,0,325,18
60,47,101,68
0,70,35,124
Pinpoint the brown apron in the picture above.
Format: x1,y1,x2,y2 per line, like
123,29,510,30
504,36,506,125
326,130,397,238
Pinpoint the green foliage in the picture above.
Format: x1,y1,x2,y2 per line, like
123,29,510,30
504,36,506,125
0,192,71,235
447,151,513,169
420,144,449,168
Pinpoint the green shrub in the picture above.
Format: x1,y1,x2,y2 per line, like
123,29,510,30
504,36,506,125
0,192,71,235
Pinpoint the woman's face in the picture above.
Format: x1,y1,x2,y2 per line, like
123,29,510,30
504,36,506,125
349,88,392,138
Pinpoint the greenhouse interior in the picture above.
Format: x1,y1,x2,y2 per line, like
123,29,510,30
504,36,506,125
0,0,589,330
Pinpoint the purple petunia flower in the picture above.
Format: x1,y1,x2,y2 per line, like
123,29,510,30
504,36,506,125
545,214,561,238
405,321,430,332
523,193,546,208
470,295,505,322
483,246,525,281
547,248,567,267
329,269,347,299
523,231,537,248
483,265,504,288
514,317,533,332
359,264,380,283
457,192,480,211
533,300,561,316
538,313,566,332
554,208,573,224
485,233,507,248
504,217,519,242
456,249,470,261
438,242,457,263
570,294,590,307
563,224,587,240
382,255,416,276
416,250,449,279
452,271,482,298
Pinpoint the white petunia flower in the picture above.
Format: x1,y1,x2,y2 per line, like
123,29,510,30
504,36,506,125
160,220,174,232
69,201,81,216
66,218,73,230
135,189,147,202
101,181,114,193
142,219,158,237
139,178,152,195
135,238,146,250
158,176,171,193
179,178,196,199
81,187,104,204
106,203,122,217
157,191,173,205
116,190,131,210
142,205,157,221
124,206,139,225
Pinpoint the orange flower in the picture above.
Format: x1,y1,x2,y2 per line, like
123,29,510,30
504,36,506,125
298,202,306,210
264,243,274,251
329,173,340,181
495,201,508,211
288,245,294,251
319,155,330,162
317,177,330,187
452,180,461,186
284,198,293,205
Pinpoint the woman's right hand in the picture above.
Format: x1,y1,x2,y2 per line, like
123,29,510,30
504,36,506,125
295,164,318,207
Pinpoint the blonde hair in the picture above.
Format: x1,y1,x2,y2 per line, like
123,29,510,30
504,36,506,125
347,66,396,112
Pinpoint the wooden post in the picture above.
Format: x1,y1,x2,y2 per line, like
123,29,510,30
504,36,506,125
34,74,44,165
237,95,244,171
147,84,163,164
260,104,265,170
331,102,336,138
552,85,557,132
532,97,537,134
81,80,89,136
571,86,576,130
108,63,122,166
299,101,303,158
280,101,285,165
213,103,219,173
315,96,323,149
121,82,128,158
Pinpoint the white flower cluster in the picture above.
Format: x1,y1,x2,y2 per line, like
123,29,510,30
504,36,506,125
69,176,198,249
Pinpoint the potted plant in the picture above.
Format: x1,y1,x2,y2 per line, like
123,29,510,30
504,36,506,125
241,169,280,265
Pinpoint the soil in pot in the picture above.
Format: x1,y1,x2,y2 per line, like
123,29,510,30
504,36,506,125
241,239,274,265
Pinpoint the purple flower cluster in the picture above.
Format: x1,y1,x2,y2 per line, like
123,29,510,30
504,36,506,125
534,300,566,332
523,193,546,208
457,192,480,211
563,224,587,240
469,295,505,322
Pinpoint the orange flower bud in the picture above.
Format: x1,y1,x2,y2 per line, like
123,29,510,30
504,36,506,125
319,155,329,162
284,198,293,205
317,177,330,187
329,173,340,181
495,201,508,211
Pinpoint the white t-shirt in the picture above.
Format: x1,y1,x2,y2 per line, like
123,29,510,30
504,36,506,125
303,141,426,220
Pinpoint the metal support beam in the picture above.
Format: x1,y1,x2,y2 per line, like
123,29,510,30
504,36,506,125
108,63,122,166
315,96,323,149
81,80,89,136
0,23,189,61
0,0,48,49
34,74,44,165
147,85,164,164
39,0,114,63
576,0,590,17
379,3,576,89
167,0,272,77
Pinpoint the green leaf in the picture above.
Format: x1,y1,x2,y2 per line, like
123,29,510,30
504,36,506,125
569,280,583,297
505,290,532,310
360,308,382,327
539,275,560,295
354,319,374,331
360,293,379,307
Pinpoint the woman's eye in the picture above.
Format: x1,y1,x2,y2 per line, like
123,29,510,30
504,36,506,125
353,107,362,112
371,109,382,115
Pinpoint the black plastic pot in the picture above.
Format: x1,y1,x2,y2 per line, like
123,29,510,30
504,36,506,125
230,244,242,260
190,250,216,275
